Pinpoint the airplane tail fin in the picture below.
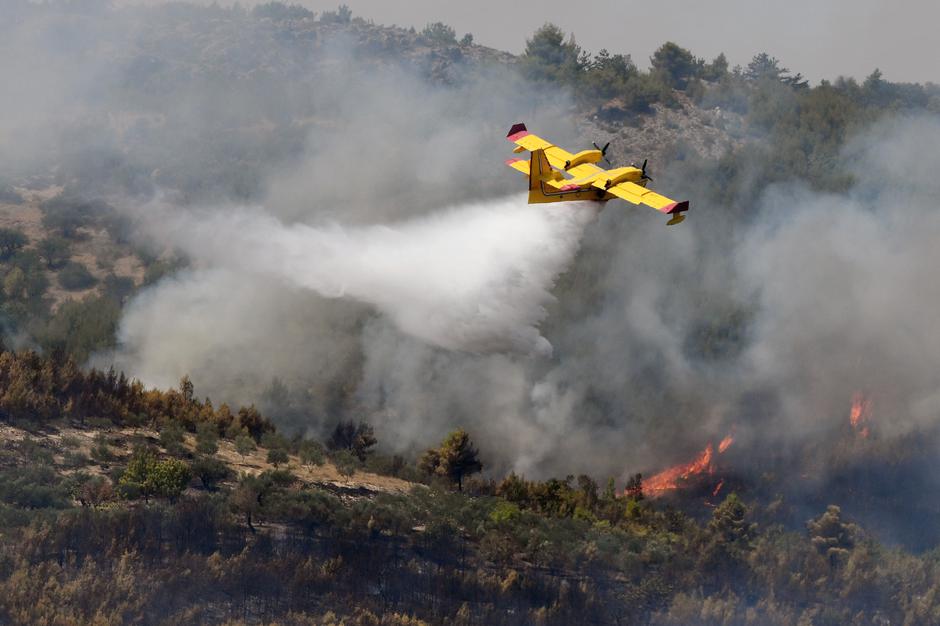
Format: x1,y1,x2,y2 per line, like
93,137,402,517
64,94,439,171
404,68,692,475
527,148,554,203
528,149,550,190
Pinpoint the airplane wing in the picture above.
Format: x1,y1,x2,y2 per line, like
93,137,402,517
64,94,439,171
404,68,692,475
596,180,689,224
506,123,574,171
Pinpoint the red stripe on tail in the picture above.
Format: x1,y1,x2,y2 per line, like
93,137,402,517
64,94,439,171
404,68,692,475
507,122,529,142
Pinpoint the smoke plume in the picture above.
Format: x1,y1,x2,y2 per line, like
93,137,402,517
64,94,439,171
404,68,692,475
6,3,940,504
736,115,940,440
121,196,596,361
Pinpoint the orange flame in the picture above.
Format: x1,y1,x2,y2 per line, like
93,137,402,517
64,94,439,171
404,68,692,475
712,478,725,497
643,444,714,497
850,393,872,438
641,433,735,498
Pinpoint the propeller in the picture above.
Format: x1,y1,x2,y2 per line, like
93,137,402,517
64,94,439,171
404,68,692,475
592,141,612,166
639,158,653,182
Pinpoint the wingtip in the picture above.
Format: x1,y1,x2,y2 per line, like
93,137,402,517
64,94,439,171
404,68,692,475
663,201,689,225
507,122,528,141
661,200,690,215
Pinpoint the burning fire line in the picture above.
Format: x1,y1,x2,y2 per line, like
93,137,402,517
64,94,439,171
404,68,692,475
639,432,735,498
850,392,872,439
711,479,725,497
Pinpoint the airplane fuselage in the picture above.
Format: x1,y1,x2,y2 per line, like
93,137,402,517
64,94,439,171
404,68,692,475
526,163,650,204
505,123,689,225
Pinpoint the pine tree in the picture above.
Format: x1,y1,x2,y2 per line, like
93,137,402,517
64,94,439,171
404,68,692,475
420,429,483,491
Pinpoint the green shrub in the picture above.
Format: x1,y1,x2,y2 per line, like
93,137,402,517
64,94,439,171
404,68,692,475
260,431,288,450
489,501,521,525
37,236,71,269
266,448,289,467
234,432,256,457
39,195,113,239
102,274,135,301
191,456,230,489
20,437,55,464
263,468,295,487
363,453,406,477
59,435,82,449
90,433,116,463
159,421,186,455
0,228,28,261
36,295,120,362
62,450,88,469
3,250,49,312
331,449,358,478
119,450,191,501
58,261,97,291
0,466,69,509
195,421,219,456
298,440,325,466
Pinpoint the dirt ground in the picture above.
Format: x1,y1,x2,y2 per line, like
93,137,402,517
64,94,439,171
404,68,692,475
1,422,415,495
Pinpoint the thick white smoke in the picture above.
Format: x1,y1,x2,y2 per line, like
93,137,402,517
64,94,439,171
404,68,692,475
113,196,597,386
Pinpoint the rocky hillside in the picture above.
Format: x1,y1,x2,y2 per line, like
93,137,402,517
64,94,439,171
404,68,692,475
579,92,745,175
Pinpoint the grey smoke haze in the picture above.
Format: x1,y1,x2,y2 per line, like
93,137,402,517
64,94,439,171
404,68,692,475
4,2,940,484
736,115,940,440
120,0,940,84
119,115,940,478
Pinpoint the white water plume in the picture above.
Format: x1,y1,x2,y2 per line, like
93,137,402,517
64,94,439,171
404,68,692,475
126,195,597,365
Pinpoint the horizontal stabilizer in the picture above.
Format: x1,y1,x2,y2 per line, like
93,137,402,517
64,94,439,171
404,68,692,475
504,157,529,175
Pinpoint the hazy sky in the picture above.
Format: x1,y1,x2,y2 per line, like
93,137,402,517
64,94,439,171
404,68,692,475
299,0,938,84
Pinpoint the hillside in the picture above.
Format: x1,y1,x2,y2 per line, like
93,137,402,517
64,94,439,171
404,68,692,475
0,422,412,498
2,347,940,625
578,92,745,175
0,188,146,310
3,2,940,625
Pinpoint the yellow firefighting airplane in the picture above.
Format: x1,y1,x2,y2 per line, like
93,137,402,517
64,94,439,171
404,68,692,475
505,123,689,225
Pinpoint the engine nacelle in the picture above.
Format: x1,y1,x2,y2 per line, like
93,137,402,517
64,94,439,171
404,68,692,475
564,149,603,170
601,166,644,187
